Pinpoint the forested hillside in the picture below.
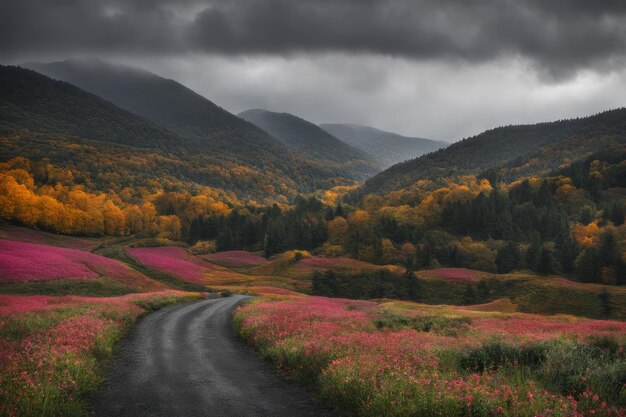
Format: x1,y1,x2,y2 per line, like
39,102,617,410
26,60,293,169
0,65,371,209
239,109,380,179
360,108,626,195
320,123,447,168
28,60,377,183
0,65,623,288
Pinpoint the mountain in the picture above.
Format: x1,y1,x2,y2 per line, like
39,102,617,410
319,123,447,168
480,131,626,184
0,65,342,203
24,59,294,169
359,108,626,195
0,65,185,150
238,109,380,180
26,59,376,183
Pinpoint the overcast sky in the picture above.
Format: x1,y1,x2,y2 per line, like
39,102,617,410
2,0,626,141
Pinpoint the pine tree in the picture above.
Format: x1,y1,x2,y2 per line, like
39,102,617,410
575,247,601,283
536,246,557,275
496,241,519,273
559,235,579,274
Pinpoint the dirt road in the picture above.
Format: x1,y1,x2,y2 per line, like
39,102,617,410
92,295,337,417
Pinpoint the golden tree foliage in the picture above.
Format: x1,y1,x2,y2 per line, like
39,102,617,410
572,222,601,246
0,157,236,238
327,217,349,245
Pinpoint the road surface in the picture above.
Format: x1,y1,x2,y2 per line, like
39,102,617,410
91,295,338,417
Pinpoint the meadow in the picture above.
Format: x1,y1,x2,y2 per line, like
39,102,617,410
0,291,204,417
1,226,625,417
235,295,626,417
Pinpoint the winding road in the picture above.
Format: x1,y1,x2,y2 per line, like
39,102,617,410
91,295,337,417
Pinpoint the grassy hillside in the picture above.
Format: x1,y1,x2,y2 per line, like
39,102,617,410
236,294,626,417
1,225,622,320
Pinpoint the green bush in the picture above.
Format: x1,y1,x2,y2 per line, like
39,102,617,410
460,340,547,372
372,312,472,336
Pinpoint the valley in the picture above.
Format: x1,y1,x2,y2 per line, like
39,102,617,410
0,59,625,417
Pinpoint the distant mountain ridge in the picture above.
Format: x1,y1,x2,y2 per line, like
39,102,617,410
238,109,380,180
320,123,447,168
359,108,626,195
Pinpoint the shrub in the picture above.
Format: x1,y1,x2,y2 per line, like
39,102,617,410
373,311,472,336
460,340,547,372
189,240,217,255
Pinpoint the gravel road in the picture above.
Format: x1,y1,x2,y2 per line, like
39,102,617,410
91,295,337,417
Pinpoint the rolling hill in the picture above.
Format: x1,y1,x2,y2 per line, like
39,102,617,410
320,123,447,168
359,108,626,195
238,109,380,180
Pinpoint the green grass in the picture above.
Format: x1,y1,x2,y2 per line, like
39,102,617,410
372,311,472,336
0,305,92,340
413,273,626,320
0,277,135,297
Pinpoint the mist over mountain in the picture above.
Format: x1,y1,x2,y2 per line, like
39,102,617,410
0,65,362,203
25,59,291,166
24,59,376,188
239,108,380,180
320,123,447,168
3,3,626,417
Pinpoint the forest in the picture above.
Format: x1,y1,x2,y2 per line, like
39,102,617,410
2,142,624,286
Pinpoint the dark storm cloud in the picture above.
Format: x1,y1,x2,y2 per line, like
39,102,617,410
2,0,626,77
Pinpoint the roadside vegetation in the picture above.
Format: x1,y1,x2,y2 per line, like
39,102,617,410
235,295,626,417
0,291,203,417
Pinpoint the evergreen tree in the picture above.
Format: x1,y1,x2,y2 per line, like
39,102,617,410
496,241,519,273
575,247,601,283
580,207,594,225
536,246,557,275
598,289,613,319
559,235,579,274
525,234,542,271
462,285,478,305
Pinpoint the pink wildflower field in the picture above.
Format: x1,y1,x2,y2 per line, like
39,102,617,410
126,246,216,284
0,240,164,290
236,296,626,417
202,251,268,268
0,291,203,417
0,226,98,251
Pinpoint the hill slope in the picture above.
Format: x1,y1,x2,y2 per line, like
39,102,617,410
25,59,291,168
0,65,331,202
239,109,380,180
320,123,447,168
26,59,376,184
360,108,626,194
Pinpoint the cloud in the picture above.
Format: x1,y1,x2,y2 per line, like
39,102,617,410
121,54,626,141
2,0,626,78
3,0,625,142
